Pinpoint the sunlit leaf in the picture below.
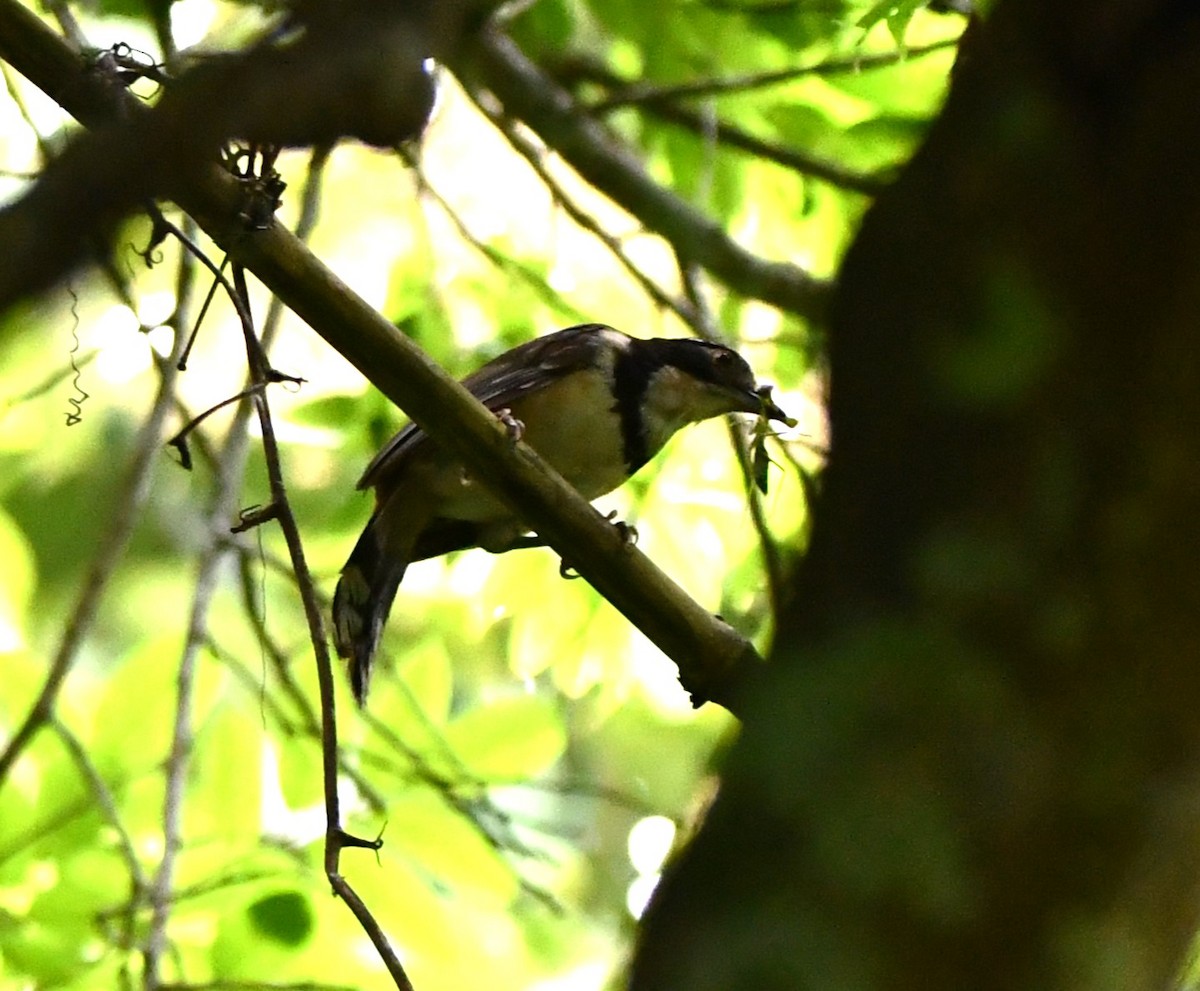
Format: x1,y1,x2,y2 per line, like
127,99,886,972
276,736,325,811
285,393,362,430
840,115,926,172
26,847,126,940
857,0,926,43
505,560,598,682
185,702,264,841
1,919,88,986
510,0,576,49
0,510,34,653
396,636,454,725
89,636,225,778
443,695,566,781
210,883,318,981
384,786,520,905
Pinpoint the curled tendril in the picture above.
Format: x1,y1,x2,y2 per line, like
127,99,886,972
64,290,89,427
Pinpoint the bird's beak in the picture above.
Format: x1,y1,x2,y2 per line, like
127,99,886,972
759,387,795,426
739,384,796,427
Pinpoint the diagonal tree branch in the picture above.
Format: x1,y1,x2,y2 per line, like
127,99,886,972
0,3,765,711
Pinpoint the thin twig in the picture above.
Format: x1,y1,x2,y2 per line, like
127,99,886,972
562,57,888,194
579,38,961,110
0,347,97,416
141,216,274,991
49,715,147,964
203,634,304,733
226,532,476,820
224,556,388,814
42,0,86,49
49,717,144,883
259,145,330,343
634,99,889,194
234,554,319,734
676,256,789,619
142,359,256,991
226,262,413,991
451,26,833,320
470,95,696,327
399,145,589,325
169,865,296,905
352,717,576,876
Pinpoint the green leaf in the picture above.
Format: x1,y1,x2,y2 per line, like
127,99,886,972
397,637,454,725
88,635,224,778
384,263,453,361
247,890,315,946
0,755,37,855
766,103,841,156
94,0,172,21
385,786,519,904
840,115,926,172
443,694,566,781
510,0,577,52
210,881,320,981
185,702,263,842
825,45,958,116
25,848,126,965
1,919,88,986
0,650,44,760
856,0,926,44
505,560,597,682
276,736,325,811
286,393,362,430
0,510,33,653
10,733,92,857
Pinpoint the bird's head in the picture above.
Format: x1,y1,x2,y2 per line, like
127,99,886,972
627,337,794,464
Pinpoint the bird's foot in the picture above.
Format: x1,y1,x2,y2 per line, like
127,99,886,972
558,512,637,580
496,407,525,443
604,509,639,548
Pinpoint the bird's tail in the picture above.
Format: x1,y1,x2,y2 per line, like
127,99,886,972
333,511,406,705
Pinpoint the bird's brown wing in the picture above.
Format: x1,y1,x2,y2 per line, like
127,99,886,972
357,323,618,490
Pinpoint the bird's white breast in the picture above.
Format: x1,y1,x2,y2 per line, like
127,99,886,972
426,364,628,522
518,371,628,500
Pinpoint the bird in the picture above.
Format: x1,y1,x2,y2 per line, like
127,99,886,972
332,323,791,704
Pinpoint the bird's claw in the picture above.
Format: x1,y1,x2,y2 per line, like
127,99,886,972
603,510,638,548
558,513,638,580
496,407,525,443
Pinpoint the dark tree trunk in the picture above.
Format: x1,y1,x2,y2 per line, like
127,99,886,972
630,3,1200,989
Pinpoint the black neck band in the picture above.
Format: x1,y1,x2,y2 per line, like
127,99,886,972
612,343,658,473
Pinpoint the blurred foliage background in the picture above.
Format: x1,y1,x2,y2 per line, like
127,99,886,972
0,1,961,988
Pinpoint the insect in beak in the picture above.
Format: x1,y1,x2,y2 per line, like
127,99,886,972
750,385,796,494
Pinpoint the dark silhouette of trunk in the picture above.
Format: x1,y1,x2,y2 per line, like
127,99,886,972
630,3,1200,989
